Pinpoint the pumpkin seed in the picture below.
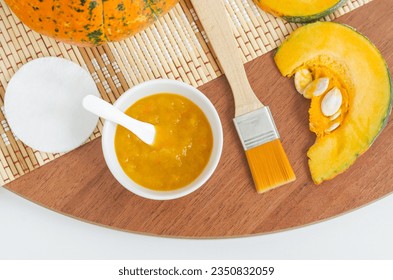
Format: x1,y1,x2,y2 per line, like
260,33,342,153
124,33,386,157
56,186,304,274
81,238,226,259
329,110,341,121
303,77,330,99
294,68,313,95
321,87,342,117
325,122,340,133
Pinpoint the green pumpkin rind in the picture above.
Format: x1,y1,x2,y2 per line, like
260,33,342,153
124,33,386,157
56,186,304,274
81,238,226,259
254,0,348,23
283,0,348,23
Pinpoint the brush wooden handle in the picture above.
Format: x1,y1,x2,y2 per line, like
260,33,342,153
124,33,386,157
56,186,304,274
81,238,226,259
191,0,263,116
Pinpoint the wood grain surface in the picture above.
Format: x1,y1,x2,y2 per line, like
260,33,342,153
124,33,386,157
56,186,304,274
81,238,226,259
4,0,393,238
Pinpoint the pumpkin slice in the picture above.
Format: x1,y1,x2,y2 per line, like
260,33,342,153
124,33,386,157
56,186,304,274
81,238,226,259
274,22,392,184
253,0,347,23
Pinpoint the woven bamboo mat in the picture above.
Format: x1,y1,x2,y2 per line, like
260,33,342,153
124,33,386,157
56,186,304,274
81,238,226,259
0,0,372,185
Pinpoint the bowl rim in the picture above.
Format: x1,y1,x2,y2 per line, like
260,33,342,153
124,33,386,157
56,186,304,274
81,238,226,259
101,79,223,200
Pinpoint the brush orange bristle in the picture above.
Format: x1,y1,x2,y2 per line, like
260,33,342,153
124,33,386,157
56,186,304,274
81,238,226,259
245,139,296,193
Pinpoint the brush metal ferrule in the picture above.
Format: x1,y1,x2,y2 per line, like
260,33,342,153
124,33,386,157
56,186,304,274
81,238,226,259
233,107,280,151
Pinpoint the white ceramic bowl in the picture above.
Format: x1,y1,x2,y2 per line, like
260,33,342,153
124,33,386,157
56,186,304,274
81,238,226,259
102,79,223,200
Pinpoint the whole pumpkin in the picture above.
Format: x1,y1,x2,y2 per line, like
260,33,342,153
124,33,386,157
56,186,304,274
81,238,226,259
4,0,179,46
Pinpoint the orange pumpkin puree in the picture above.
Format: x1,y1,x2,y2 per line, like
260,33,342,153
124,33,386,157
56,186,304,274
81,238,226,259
115,93,213,191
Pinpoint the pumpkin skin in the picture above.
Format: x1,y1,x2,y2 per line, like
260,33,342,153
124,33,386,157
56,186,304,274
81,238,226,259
274,22,392,184
4,0,179,46
253,0,347,23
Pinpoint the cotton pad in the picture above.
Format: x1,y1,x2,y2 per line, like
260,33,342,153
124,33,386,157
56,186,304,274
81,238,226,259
4,57,100,153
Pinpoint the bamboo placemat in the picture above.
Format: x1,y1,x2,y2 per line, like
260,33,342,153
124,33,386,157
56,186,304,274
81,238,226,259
0,0,372,185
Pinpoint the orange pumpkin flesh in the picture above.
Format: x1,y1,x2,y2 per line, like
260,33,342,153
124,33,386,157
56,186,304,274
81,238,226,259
4,0,179,46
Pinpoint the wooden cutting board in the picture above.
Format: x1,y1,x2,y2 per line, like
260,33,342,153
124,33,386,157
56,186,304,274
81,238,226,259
4,0,393,238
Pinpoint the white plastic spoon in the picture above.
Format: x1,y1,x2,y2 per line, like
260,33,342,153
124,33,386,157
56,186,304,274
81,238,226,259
82,95,156,145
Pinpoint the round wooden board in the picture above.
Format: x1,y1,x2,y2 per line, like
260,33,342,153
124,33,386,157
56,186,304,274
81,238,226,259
5,0,393,238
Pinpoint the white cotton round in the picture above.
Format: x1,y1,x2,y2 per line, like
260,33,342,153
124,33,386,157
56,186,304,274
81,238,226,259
4,57,100,153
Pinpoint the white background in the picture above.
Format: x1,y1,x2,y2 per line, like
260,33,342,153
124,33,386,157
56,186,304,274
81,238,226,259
1,186,393,259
